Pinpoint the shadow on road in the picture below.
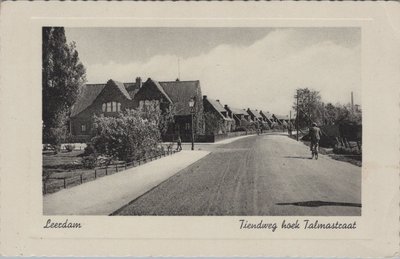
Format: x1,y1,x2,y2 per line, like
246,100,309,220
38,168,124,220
276,201,361,208
284,156,313,160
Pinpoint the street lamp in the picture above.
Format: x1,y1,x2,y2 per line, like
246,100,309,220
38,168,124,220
188,97,196,151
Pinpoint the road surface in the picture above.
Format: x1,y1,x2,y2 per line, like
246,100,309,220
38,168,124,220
114,133,361,216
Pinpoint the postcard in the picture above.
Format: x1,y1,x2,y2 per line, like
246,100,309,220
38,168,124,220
0,1,399,257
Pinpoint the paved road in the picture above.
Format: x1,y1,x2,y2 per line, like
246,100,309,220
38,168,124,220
115,134,361,216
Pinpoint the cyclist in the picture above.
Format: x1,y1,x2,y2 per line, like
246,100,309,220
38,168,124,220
309,122,322,159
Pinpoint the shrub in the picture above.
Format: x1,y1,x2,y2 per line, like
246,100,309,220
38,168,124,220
92,108,161,161
82,155,97,169
333,145,361,156
83,142,95,156
64,144,75,152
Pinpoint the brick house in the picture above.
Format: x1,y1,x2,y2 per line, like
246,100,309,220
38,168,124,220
247,108,263,123
133,78,205,141
259,110,274,127
203,96,234,134
224,106,248,128
272,114,286,125
70,77,205,142
69,79,140,142
272,114,291,128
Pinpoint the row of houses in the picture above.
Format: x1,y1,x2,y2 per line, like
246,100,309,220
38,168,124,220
70,77,294,142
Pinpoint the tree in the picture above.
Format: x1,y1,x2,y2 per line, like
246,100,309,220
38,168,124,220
335,103,362,125
293,88,323,128
42,27,86,145
137,100,176,135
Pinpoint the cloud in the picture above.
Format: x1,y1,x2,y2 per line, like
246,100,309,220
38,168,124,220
86,29,361,115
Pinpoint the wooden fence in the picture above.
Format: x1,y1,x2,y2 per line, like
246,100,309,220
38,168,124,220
43,150,180,195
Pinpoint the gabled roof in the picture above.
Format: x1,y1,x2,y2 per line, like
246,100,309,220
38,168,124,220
159,80,200,116
204,97,233,121
207,98,226,113
260,110,273,119
230,107,246,115
247,109,263,119
70,84,106,118
148,79,173,104
70,79,132,118
123,82,141,99
259,110,273,124
113,80,133,100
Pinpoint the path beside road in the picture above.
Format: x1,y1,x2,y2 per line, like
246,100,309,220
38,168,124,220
43,150,209,215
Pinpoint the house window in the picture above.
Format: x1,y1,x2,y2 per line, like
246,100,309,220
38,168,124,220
103,101,121,113
139,100,160,111
185,123,191,130
81,124,86,133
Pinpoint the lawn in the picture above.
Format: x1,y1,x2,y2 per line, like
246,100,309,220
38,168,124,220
43,150,84,169
42,146,180,194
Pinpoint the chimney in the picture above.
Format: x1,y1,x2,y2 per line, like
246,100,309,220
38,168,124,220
203,95,207,100
351,91,354,112
136,77,142,88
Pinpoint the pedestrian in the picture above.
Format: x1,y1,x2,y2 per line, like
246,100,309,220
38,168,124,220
176,135,182,151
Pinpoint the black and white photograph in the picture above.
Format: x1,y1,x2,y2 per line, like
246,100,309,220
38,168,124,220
42,27,362,216
2,1,400,257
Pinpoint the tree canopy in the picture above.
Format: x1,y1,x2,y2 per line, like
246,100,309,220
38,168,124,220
293,88,361,128
42,27,86,144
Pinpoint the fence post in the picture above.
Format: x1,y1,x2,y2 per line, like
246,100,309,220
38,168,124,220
63,178,66,189
116,164,118,172
125,162,127,170
106,166,108,175
94,169,97,179
43,180,46,194
80,174,83,184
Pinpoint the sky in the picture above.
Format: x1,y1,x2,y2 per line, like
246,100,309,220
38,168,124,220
65,27,361,115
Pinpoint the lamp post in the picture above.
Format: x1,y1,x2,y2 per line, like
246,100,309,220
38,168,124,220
296,89,299,141
188,97,195,151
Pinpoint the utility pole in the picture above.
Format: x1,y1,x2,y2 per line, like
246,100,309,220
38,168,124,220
178,58,181,80
296,89,299,141
351,91,354,113
289,110,292,136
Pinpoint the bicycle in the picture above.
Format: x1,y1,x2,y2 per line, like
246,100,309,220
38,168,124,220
311,142,319,160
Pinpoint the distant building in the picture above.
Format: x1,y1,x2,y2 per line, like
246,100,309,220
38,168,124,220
225,106,247,128
272,114,294,128
203,96,234,134
259,110,273,127
247,108,263,123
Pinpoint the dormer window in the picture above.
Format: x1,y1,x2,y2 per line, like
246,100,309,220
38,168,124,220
102,101,121,113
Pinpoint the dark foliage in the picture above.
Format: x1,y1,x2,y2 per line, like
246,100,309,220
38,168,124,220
42,27,86,145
